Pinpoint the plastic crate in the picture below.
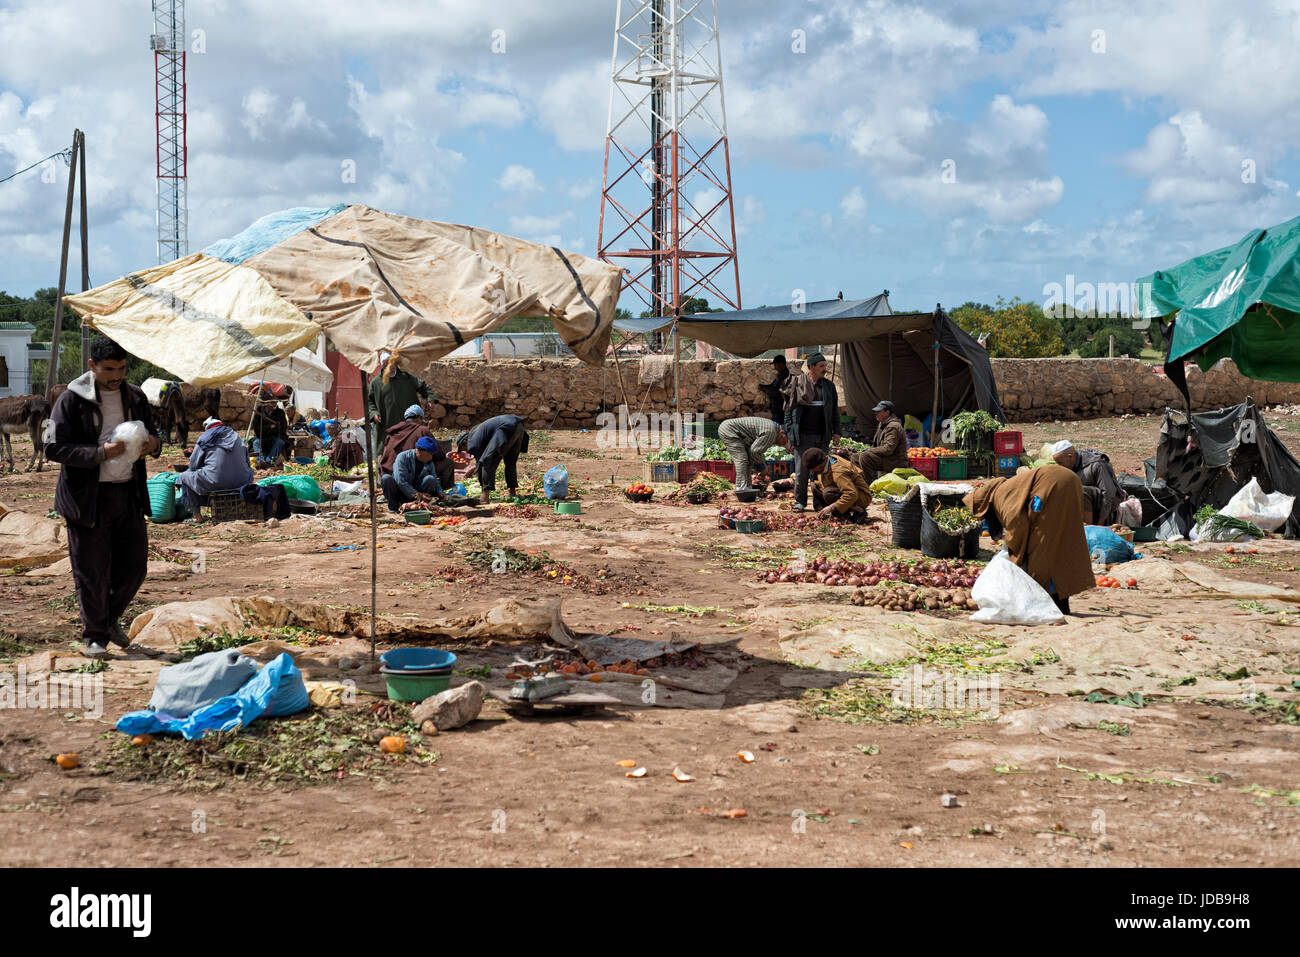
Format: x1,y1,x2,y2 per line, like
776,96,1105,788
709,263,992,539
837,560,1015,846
643,461,680,484
993,431,1023,455
707,460,737,482
907,455,940,480
208,489,264,523
677,460,713,484
936,456,968,481
684,420,721,440
769,457,795,479
997,454,1021,471
997,465,1019,478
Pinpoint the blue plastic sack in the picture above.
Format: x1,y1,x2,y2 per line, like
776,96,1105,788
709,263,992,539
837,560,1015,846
452,482,467,496
116,653,310,740
543,465,569,500
1084,525,1135,564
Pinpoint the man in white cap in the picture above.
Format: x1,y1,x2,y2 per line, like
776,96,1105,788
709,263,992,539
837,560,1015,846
175,417,255,523
1051,440,1123,525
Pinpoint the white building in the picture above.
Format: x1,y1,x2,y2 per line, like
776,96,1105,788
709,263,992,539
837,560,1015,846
0,322,36,398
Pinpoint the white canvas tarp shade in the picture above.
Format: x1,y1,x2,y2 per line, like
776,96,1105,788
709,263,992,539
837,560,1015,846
61,204,624,386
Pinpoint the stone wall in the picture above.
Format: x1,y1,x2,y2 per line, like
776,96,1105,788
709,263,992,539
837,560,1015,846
392,355,1300,431
413,358,775,430
991,357,1300,421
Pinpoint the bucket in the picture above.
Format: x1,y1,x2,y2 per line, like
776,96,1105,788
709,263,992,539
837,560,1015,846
382,671,451,702
146,479,176,523
380,648,457,672
555,502,581,515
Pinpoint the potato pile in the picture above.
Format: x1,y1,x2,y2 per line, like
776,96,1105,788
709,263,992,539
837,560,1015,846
849,584,979,612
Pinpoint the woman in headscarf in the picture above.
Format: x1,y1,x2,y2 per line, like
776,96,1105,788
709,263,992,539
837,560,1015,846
963,464,1094,614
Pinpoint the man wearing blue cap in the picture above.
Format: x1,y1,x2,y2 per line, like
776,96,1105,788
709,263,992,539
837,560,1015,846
381,436,446,512
456,414,529,505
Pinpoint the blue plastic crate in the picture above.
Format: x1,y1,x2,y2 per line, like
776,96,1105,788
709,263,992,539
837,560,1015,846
997,454,1021,471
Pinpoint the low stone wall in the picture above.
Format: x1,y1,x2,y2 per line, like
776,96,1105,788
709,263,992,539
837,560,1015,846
414,357,775,430
991,358,1300,421
392,355,1300,431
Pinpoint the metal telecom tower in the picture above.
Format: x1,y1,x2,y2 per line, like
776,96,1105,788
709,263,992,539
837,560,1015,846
151,0,187,263
598,0,741,325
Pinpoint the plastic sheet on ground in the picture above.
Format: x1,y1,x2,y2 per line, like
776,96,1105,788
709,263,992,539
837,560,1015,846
0,510,66,569
116,653,310,740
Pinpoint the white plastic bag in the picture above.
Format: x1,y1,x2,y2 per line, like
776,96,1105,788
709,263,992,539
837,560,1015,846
1220,478,1293,533
1116,496,1143,529
110,420,149,463
969,550,1065,626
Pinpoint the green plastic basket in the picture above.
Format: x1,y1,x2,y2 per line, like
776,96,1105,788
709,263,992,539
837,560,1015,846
383,671,451,702
146,480,176,523
735,519,767,533
555,502,581,515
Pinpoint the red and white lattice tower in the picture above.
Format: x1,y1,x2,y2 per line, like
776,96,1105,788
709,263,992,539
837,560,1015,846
151,0,187,263
598,0,741,323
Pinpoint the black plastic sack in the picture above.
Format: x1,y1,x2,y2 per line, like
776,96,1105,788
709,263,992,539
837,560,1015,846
887,497,922,549
921,504,981,559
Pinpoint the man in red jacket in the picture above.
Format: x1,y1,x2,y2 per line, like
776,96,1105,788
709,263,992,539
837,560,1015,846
44,337,162,658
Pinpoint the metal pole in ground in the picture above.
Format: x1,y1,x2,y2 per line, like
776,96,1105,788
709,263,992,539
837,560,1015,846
360,371,378,662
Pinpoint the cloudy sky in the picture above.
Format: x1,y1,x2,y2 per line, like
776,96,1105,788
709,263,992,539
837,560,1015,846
1,0,1298,316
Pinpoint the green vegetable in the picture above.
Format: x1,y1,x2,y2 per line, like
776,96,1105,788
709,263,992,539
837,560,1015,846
951,411,1004,447
1194,504,1265,541
933,505,978,533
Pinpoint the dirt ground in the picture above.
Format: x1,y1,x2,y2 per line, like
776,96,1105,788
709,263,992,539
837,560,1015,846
2,412,1299,868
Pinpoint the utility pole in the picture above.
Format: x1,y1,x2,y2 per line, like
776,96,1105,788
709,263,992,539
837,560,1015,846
47,129,87,393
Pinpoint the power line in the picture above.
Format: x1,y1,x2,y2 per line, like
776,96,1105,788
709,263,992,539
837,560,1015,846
0,149,72,185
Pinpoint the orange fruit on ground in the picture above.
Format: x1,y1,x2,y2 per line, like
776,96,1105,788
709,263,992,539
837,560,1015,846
55,753,79,770
379,736,406,754
131,734,153,746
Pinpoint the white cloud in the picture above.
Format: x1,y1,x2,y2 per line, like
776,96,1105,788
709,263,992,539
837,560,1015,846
840,186,867,218
497,164,540,191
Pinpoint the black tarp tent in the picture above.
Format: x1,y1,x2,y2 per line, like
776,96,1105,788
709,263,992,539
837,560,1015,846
1153,399,1300,538
612,293,1003,426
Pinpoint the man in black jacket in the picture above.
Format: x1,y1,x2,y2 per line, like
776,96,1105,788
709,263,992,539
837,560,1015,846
45,337,162,658
785,353,840,512
456,414,529,505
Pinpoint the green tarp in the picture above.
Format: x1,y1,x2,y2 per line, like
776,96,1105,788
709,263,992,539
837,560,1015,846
1137,213,1300,381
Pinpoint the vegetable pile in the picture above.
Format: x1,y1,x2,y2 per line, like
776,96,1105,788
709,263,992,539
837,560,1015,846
665,473,735,502
849,584,978,612
718,505,763,525
908,447,960,458
495,505,541,519
932,505,978,533
1193,504,1266,542
647,439,729,462
625,482,654,498
757,557,980,588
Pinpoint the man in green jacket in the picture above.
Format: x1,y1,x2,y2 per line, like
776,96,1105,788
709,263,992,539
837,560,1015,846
366,355,436,449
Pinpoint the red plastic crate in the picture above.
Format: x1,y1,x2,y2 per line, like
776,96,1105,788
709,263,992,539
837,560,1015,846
907,455,940,480
707,460,737,482
994,431,1023,455
677,460,712,484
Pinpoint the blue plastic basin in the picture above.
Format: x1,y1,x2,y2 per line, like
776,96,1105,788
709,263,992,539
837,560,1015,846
380,648,458,673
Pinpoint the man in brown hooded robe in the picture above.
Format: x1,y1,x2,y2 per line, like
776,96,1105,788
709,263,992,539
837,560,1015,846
963,464,1094,614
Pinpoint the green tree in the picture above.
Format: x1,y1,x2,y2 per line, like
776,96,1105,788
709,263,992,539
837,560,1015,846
951,296,1064,358
1076,323,1145,358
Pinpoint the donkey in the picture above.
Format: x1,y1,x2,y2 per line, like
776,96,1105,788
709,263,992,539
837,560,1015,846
154,381,190,448
0,394,51,472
